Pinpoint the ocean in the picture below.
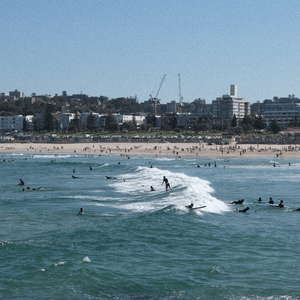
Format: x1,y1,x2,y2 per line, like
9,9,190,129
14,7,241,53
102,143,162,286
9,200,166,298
1,151,300,300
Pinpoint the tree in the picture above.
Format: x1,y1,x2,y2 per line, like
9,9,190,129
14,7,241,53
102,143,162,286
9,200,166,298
231,114,237,128
22,118,28,132
270,119,281,134
105,114,118,131
86,113,97,131
44,104,55,132
253,115,265,130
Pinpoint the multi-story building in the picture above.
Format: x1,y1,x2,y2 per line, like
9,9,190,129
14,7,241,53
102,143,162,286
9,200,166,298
60,113,76,130
251,96,300,126
0,115,33,131
9,89,25,99
211,85,250,121
113,114,146,126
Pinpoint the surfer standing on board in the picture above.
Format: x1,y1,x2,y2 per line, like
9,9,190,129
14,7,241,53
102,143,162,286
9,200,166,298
161,176,172,192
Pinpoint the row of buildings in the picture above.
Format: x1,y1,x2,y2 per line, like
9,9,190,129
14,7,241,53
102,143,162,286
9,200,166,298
2,85,300,131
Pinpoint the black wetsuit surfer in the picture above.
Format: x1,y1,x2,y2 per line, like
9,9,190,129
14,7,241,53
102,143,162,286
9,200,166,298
236,207,249,212
162,176,172,191
230,199,244,204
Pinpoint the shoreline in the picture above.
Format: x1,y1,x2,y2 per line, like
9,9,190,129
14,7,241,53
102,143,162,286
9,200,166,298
1,142,300,158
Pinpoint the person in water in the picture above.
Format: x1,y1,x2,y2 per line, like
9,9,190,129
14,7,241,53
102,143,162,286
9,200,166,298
269,197,274,204
186,203,194,210
277,200,284,208
150,186,155,191
230,199,244,204
161,176,172,192
72,175,79,179
258,197,262,202
78,208,84,215
19,178,25,186
236,207,249,212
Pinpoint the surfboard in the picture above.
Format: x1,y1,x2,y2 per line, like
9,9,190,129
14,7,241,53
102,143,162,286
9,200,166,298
186,205,206,210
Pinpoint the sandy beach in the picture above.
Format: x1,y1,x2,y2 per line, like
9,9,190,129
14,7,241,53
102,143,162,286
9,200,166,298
1,142,300,158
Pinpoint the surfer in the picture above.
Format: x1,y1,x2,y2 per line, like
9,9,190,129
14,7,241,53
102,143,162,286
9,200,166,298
73,169,76,173
90,166,92,170
78,208,84,215
19,178,25,186
186,203,194,210
161,176,172,192
230,199,244,204
269,197,274,204
72,175,79,179
236,207,249,212
277,200,284,208
258,197,262,202
150,186,155,191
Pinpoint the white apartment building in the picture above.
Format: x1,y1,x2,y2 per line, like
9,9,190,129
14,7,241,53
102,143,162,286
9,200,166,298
113,114,146,125
60,113,76,130
212,85,250,121
0,115,33,131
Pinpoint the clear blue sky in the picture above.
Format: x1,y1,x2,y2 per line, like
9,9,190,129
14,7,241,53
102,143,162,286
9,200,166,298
2,0,300,104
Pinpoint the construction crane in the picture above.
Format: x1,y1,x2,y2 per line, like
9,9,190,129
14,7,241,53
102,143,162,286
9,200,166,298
150,74,166,116
178,73,183,113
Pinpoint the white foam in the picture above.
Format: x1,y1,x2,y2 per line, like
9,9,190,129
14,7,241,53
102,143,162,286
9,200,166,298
79,256,91,263
54,261,66,266
109,166,229,214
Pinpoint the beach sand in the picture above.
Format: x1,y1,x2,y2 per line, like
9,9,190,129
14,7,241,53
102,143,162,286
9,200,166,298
1,142,300,158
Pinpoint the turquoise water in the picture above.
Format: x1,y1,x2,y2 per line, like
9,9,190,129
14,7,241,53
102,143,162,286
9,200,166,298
1,151,300,299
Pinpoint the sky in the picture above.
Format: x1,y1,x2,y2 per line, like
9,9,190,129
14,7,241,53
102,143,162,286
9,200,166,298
2,0,300,104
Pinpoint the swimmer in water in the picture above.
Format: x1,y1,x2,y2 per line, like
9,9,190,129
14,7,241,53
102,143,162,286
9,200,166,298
230,199,244,204
236,207,249,212
78,208,84,215
277,200,284,208
161,176,172,192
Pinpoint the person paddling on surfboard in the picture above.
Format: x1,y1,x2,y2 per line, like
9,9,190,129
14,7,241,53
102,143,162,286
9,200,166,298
236,207,249,212
78,208,84,215
277,200,284,208
186,203,194,210
230,199,244,204
161,176,172,192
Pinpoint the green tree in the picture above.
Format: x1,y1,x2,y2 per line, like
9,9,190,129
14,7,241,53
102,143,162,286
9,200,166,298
22,118,28,132
105,114,118,131
231,114,237,128
44,104,55,132
253,115,265,130
270,119,281,134
86,113,97,131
